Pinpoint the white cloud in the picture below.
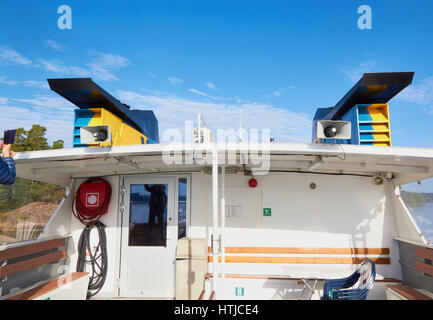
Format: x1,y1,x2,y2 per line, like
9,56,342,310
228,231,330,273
0,101,74,147
38,59,90,76
20,80,50,89
416,215,432,225
188,88,216,99
167,76,183,85
0,97,8,104
398,77,433,105
87,52,131,81
205,82,220,91
116,89,312,143
340,61,376,83
13,95,75,112
0,46,31,66
0,76,49,89
44,39,65,52
37,52,131,81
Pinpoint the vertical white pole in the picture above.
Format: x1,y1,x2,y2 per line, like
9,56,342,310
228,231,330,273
220,165,226,299
198,114,202,143
212,142,219,298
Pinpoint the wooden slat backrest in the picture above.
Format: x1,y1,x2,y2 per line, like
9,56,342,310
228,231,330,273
416,246,433,277
416,246,433,261
0,238,67,278
0,250,66,278
0,238,66,262
387,284,433,300
416,261,433,277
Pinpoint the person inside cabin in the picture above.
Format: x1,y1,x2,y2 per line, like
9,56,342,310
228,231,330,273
0,142,16,185
145,184,167,241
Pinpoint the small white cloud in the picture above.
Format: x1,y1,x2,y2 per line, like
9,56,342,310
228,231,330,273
273,91,281,97
398,77,433,106
38,58,89,76
416,215,432,225
287,85,296,89
0,76,48,89
87,52,131,81
0,97,8,104
188,88,215,99
45,39,65,52
0,46,31,66
340,61,376,83
20,80,50,89
148,72,156,78
167,76,183,85
205,82,220,90
13,95,74,111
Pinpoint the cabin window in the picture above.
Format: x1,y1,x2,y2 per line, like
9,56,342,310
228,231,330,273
129,184,168,246
0,177,65,245
401,178,433,244
178,178,187,239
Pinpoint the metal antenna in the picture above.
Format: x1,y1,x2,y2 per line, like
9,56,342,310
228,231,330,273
239,108,243,142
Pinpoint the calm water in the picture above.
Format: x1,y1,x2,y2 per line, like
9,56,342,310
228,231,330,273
407,202,433,243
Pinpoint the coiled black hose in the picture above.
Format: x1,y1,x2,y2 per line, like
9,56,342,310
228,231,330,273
76,221,108,299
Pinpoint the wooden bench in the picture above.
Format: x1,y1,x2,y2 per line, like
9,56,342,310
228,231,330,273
6,272,89,300
205,273,401,284
386,284,432,300
208,246,391,264
386,245,433,300
0,237,88,300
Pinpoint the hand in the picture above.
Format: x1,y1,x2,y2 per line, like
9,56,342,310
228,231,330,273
2,144,15,158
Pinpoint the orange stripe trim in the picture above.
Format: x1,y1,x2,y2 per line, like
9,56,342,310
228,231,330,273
208,247,389,255
208,256,390,264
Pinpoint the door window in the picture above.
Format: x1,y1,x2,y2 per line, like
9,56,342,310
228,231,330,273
178,178,187,239
129,184,168,246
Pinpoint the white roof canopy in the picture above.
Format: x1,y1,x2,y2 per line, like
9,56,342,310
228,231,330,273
14,143,433,186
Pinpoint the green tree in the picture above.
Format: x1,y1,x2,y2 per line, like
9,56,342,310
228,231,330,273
52,140,64,149
0,124,66,215
24,125,50,151
4,125,62,151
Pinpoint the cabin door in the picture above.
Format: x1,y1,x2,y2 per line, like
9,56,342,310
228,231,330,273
119,176,176,298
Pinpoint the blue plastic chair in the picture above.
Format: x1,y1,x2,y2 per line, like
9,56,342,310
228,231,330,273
322,259,376,300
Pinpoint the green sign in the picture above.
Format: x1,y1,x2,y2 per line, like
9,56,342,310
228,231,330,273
263,208,271,216
235,287,244,296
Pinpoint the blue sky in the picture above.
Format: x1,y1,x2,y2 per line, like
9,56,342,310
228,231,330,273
0,1,432,152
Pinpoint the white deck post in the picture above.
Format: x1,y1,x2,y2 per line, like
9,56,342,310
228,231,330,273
220,165,226,299
212,142,219,298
